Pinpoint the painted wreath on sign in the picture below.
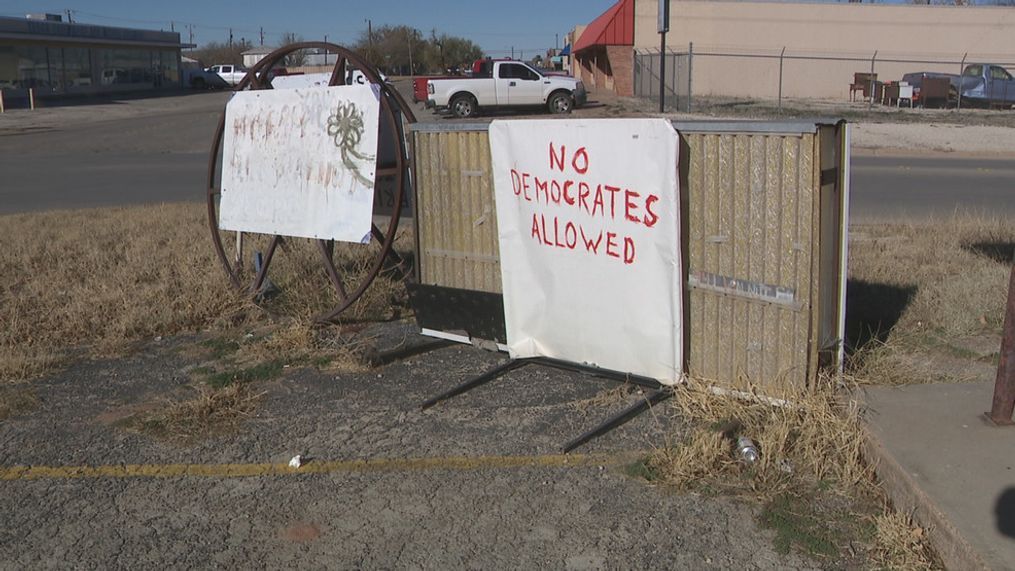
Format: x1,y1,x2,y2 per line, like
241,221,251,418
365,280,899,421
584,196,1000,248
326,101,376,188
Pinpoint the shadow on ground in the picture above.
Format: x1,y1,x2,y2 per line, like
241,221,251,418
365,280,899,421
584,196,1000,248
844,279,918,351
964,241,1015,265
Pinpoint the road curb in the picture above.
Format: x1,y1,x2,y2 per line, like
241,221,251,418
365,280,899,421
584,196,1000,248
863,425,990,570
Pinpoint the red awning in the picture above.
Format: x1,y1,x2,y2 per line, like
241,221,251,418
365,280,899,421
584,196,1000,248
573,0,634,54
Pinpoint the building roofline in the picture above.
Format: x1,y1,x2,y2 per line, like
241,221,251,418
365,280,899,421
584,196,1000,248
0,15,183,48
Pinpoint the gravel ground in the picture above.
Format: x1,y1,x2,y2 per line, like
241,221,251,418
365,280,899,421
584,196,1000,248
0,324,817,570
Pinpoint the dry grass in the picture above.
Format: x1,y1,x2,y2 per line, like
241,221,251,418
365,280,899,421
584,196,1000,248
649,378,871,497
642,378,941,567
0,203,411,382
0,385,38,420
847,213,1015,384
121,383,263,442
870,511,938,571
570,383,640,414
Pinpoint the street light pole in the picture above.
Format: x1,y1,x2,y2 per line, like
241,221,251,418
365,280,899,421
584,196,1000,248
658,0,670,113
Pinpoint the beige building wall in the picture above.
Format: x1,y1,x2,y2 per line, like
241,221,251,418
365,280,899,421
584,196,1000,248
631,0,1015,100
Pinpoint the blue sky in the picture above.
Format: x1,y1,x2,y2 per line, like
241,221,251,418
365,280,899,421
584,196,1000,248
0,0,617,56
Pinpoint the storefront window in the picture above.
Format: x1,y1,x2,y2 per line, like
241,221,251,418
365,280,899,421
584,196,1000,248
12,45,52,90
162,51,179,86
47,47,65,91
63,47,93,88
0,43,183,94
0,46,17,89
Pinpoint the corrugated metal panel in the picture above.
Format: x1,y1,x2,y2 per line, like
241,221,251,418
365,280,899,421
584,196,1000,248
413,129,501,293
684,131,818,392
412,121,844,393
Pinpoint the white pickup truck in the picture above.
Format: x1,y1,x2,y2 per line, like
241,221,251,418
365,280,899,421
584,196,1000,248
208,64,249,87
427,60,586,118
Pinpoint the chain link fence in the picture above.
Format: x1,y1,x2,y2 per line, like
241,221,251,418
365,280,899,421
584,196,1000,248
635,44,1015,112
633,48,692,112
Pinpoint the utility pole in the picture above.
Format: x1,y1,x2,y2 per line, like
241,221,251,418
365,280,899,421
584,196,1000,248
658,0,670,113
170,21,175,32
259,27,264,46
188,24,194,47
65,9,73,23
511,46,514,59
556,33,559,50
407,32,414,74
366,19,374,64
229,28,233,47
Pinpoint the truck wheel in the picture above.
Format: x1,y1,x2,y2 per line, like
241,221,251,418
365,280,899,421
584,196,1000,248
548,92,574,114
451,95,477,118
191,77,206,89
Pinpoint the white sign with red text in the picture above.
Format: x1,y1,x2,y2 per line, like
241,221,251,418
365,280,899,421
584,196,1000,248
490,119,683,384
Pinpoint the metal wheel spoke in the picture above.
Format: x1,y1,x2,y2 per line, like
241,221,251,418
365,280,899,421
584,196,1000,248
317,239,349,301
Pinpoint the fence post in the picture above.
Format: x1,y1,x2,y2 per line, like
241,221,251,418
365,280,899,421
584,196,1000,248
671,48,677,110
778,46,786,111
868,50,877,110
989,265,1015,425
687,42,693,113
957,52,967,111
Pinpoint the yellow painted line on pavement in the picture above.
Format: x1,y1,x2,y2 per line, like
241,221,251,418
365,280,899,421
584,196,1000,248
0,452,646,481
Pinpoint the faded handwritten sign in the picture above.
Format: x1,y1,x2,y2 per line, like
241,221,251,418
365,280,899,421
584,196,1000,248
270,73,332,90
219,84,380,243
490,119,683,384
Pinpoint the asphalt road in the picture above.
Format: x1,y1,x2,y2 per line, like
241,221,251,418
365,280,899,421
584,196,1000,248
0,91,1011,220
3,145,1013,222
849,154,1015,222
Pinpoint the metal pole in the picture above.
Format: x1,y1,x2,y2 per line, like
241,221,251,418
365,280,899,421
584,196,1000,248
778,46,786,110
29,88,34,111
687,41,693,113
956,52,967,111
0,90,4,113
659,31,667,113
988,265,1015,426
234,231,243,268
868,50,877,110
408,33,414,75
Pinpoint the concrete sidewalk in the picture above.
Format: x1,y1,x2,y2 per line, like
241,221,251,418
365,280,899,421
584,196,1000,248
865,381,1015,570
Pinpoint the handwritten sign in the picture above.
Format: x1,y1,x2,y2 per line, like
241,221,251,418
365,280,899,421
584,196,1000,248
270,72,332,90
219,84,380,243
490,119,683,384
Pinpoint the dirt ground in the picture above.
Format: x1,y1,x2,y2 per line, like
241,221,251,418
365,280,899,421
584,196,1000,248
0,323,819,569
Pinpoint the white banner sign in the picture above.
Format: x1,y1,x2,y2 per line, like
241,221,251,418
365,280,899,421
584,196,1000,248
270,72,332,90
219,84,380,243
490,119,683,384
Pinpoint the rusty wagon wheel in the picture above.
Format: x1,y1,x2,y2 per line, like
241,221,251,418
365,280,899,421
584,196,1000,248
206,42,417,322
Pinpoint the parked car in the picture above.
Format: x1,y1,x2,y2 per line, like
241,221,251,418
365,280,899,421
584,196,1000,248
903,64,1015,108
427,59,586,118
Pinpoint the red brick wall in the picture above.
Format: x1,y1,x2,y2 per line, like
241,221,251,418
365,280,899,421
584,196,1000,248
606,46,633,97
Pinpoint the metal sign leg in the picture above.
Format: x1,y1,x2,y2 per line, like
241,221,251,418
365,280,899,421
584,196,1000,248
420,359,528,410
562,389,674,453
